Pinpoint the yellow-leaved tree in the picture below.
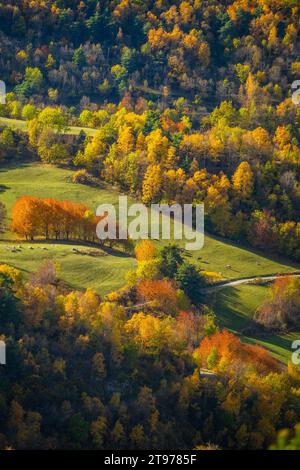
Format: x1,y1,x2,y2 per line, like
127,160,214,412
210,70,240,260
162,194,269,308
142,164,162,204
232,161,254,201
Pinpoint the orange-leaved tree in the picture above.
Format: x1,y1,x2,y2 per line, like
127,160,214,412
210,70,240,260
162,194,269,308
137,279,179,315
193,330,279,374
11,195,97,242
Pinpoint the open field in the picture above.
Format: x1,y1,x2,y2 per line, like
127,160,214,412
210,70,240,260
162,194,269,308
207,284,300,364
0,161,299,362
1,164,299,276
187,234,300,281
0,163,136,294
0,163,120,219
0,241,134,296
0,116,97,136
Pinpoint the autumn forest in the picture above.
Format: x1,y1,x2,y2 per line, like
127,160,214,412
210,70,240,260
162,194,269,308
0,0,300,452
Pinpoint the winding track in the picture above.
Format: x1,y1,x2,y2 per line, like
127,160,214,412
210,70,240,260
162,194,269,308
200,272,300,294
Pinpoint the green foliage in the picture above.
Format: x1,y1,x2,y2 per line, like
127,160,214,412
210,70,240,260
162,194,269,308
0,273,19,326
271,425,300,450
142,110,160,135
68,414,89,445
159,244,186,279
174,262,204,304
0,0,300,451
73,47,86,68
15,67,43,97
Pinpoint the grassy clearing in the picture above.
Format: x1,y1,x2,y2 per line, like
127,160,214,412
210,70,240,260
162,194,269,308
0,117,97,136
0,163,135,294
187,234,300,281
0,163,120,220
0,163,299,278
0,241,134,296
0,162,299,359
207,284,300,364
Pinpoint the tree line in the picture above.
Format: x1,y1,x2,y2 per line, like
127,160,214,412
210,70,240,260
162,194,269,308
11,196,99,243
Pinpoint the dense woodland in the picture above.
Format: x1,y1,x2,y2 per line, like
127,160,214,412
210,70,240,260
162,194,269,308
0,0,300,450
1,243,300,450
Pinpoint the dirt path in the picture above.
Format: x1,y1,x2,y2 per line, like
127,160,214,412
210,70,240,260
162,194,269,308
201,272,300,294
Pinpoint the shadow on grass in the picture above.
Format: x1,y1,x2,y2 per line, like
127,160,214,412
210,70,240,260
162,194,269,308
0,184,10,193
0,162,34,173
205,286,255,332
247,334,293,351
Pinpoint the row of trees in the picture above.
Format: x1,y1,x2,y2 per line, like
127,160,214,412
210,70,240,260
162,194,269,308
1,55,300,259
11,196,98,242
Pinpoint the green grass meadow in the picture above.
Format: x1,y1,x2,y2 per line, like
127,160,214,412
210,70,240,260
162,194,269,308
0,162,299,361
0,163,119,217
0,163,298,277
0,163,135,295
207,284,300,364
0,117,97,136
0,241,134,296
